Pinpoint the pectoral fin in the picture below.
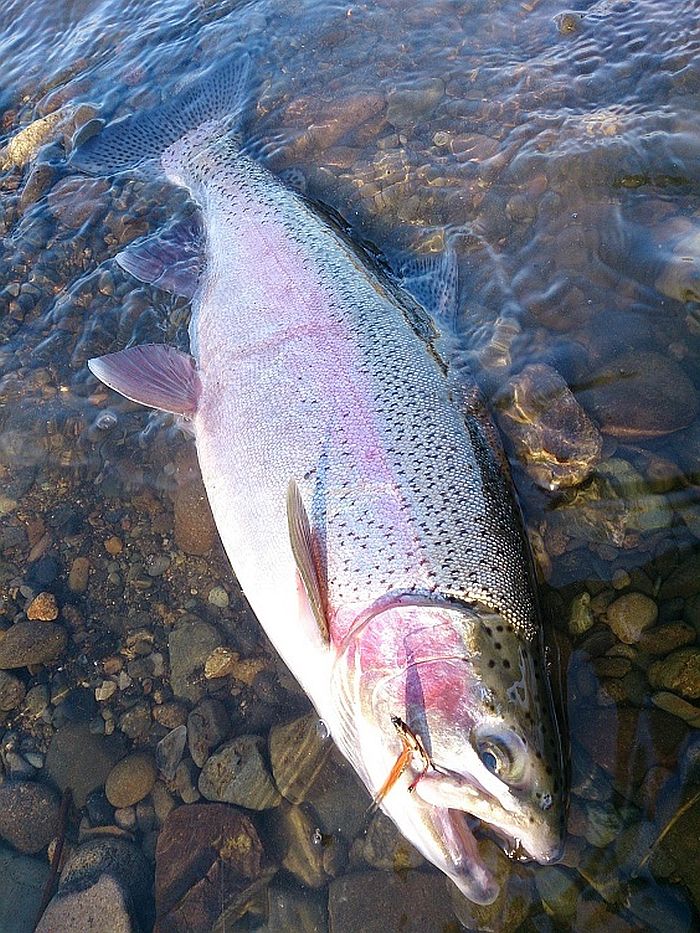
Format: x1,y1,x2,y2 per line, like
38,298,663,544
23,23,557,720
287,480,329,644
116,213,204,299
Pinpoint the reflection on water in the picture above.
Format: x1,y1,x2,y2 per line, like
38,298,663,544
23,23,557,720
0,0,698,929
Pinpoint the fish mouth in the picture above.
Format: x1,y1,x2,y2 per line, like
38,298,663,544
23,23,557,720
433,806,499,905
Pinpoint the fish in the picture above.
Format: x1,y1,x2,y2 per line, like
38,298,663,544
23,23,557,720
73,52,566,904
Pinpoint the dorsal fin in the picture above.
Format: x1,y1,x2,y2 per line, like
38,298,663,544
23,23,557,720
286,480,329,644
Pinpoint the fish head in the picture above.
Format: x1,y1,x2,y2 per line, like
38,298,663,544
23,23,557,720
335,600,565,903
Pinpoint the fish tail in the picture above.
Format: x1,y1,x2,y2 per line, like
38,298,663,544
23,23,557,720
70,51,252,176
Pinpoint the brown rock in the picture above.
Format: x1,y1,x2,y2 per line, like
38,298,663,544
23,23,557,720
0,670,26,710
647,648,700,700
26,591,59,621
605,592,658,644
45,722,126,808
105,753,158,808
48,176,110,227
0,780,60,853
171,448,217,556
269,713,332,805
68,556,91,593
267,801,329,888
154,803,274,932
0,620,67,668
638,623,696,655
496,363,603,490
577,351,698,438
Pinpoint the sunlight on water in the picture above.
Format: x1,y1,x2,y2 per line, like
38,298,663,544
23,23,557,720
0,0,699,930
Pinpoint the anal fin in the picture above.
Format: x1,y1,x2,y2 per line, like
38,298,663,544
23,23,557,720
287,480,329,644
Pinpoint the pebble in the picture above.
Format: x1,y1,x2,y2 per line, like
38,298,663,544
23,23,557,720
105,752,157,808
47,176,110,228
23,684,49,718
155,803,272,930
118,701,151,739
187,698,230,768
174,759,201,804
0,670,26,710
198,735,281,809
268,801,329,888
151,782,176,826
651,691,700,726
605,593,658,644
0,621,67,668
0,780,60,853
496,363,602,489
85,788,115,827
26,591,59,621
534,865,580,925
638,623,696,656
105,535,123,556
168,616,223,703
155,725,188,781
207,585,229,608
568,592,594,636
1,111,64,169
647,648,700,700
581,800,623,847
36,875,135,933
153,700,189,729
269,712,333,804
203,646,238,679
68,556,90,593
95,680,117,702
660,552,700,601
45,722,126,807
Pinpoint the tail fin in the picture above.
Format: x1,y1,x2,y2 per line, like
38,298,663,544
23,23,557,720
71,52,252,176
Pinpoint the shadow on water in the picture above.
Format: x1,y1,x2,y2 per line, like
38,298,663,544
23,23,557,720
0,0,699,930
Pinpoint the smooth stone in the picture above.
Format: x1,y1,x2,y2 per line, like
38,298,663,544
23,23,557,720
581,800,623,847
651,691,700,727
267,801,329,888
198,735,281,809
359,810,423,871
0,670,26,710
386,78,444,128
568,592,594,636
638,623,696,655
36,874,135,933
168,616,223,703
1,111,65,168
154,803,273,932
329,870,459,933
649,794,700,909
0,620,67,668
605,593,658,644
578,351,698,438
155,725,188,781
207,585,229,608
269,712,333,805
647,648,700,700
306,748,370,839
153,700,189,729
174,759,201,804
105,752,157,808
118,701,152,739
0,843,51,933
187,698,230,768
261,881,328,933
0,780,60,853
534,865,580,924
68,556,90,593
496,363,602,489
47,176,110,228
45,722,126,807
660,552,700,600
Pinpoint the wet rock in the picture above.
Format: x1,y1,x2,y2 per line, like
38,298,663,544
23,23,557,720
568,591,595,636
660,552,700,601
638,623,696,655
358,810,423,871
267,801,329,888
151,782,176,826
387,78,444,128
605,592,658,644
156,725,188,781
23,683,49,718
0,620,67,668
187,698,230,768
269,712,333,804
86,788,115,827
307,749,370,839
203,645,238,679
329,870,458,932
647,648,700,700
198,735,281,809
171,448,217,556
37,836,153,933
45,722,126,807
0,780,60,853
574,890,637,933
207,585,229,608
36,874,136,933
496,363,602,489
577,351,698,438
1,111,65,169
582,800,623,847
26,591,58,621
651,691,700,727
0,670,26,710
118,700,151,739
68,556,90,593
154,803,273,932
47,176,110,228
153,700,189,729
0,844,51,933
168,616,223,703
534,865,580,925
649,794,700,911
174,759,200,804
105,752,157,808
572,706,687,792
262,881,328,933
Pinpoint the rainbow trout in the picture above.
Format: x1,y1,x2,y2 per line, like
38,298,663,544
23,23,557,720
74,54,565,903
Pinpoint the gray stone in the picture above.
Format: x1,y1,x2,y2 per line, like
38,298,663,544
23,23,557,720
174,758,200,804
581,800,623,847
0,670,25,710
534,865,580,924
0,843,51,933
45,722,126,808
36,871,135,933
187,698,230,768
660,552,700,601
156,725,188,780
0,779,60,853
168,616,223,703
269,712,332,804
651,691,700,727
0,620,67,668
118,700,151,739
387,78,445,128
329,870,458,932
568,592,594,636
262,881,328,932
198,735,281,809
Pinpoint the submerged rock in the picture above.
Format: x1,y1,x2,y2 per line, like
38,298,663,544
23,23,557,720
45,722,126,808
496,363,602,489
105,752,157,808
0,780,60,853
605,593,658,644
269,712,332,805
168,616,223,703
0,620,67,668
647,648,700,700
267,801,330,888
198,735,281,809
0,844,50,933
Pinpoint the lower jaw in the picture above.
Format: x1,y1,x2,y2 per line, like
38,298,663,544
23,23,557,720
437,808,500,905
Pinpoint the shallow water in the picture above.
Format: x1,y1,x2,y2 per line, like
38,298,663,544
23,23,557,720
0,0,699,930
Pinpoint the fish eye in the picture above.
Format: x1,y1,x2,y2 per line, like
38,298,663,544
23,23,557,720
475,730,528,787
